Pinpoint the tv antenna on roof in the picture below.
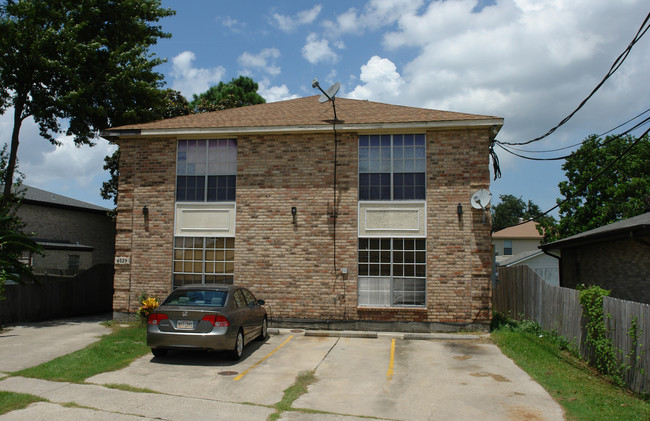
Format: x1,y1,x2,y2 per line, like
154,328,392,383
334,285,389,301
312,77,342,289
312,79,340,120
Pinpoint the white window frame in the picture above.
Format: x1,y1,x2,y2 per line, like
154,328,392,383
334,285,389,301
357,237,427,307
358,134,426,201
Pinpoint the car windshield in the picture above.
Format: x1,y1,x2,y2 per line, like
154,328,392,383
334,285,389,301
163,290,228,307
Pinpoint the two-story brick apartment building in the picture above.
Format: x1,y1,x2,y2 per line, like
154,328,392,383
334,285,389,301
102,96,503,331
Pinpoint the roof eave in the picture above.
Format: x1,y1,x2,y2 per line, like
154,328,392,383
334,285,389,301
100,118,504,140
540,225,650,250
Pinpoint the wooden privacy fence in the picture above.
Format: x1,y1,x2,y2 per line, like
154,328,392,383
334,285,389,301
0,264,113,325
493,265,650,394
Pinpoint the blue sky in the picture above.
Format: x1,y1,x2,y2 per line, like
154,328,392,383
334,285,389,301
3,0,649,215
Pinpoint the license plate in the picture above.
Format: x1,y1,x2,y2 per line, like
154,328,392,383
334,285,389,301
176,320,193,330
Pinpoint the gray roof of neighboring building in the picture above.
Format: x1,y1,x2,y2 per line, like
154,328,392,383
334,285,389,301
498,249,544,267
541,211,650,250
21,185,109,213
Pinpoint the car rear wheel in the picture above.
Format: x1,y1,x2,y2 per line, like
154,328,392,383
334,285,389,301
257,317,268,341
151,348,168,358
230,330,244,361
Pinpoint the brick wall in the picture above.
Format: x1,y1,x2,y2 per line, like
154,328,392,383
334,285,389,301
19,203,115,266
560,238,650,304
114,137,176,313
113,128,493,328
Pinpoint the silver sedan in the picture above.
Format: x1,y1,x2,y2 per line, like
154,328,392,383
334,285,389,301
147,285,267,360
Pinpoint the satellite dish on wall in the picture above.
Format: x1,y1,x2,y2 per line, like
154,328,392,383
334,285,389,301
470,190,491,209
470,189,491,223
318,82,340,103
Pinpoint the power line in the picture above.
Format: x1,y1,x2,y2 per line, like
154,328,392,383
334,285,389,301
495,115,650,161
503,126,650,228
498,11,650,147
500,107,650,154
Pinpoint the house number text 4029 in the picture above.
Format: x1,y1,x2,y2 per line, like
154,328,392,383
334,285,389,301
115,256,130,265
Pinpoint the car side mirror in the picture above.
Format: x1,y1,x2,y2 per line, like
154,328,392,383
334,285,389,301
257,299,265,306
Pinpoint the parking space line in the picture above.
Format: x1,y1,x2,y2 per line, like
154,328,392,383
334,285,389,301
233,335,294,381
386,338,395,381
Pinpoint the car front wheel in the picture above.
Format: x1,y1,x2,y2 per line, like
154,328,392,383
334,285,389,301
230,330,244,360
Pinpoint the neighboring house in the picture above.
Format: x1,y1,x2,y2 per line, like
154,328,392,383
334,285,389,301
18,185,115,275
102,95,503,331
497,250,560,286
492,220,543,261
540,212,650,304
492,220,559,285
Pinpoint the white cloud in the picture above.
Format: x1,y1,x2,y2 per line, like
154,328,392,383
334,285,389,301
258,79,300,103
238,48,282,76
323,0,423,34
21,134,117,190
0,110,116,206
272,5,322,33
373,0,649,143
220,16,246,33
302,33,339,64
347,56,404,101
170,51,226,98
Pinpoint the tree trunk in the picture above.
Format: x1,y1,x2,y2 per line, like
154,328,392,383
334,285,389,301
2,94,25,208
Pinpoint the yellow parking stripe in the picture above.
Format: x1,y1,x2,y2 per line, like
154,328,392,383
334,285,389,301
233,335,294,381
386,338,395,381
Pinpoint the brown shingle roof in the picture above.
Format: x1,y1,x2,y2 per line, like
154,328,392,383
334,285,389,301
104,96,502,133
492,221,543,239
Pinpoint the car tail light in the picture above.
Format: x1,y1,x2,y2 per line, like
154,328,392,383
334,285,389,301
148,313,168,325
202,315,229,327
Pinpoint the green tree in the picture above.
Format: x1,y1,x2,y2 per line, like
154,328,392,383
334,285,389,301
0,0,174,206
190,76,265,113
0,145,41,298
159,88,192,120
543,133,650,242
491,194,554,232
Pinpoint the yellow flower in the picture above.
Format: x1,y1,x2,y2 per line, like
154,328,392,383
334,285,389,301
141,297,159,310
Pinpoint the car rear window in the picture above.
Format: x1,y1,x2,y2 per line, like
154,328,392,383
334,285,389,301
163,290,228,307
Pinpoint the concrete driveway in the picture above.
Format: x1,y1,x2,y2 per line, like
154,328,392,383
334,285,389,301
0,315,110,372
0,323,564,420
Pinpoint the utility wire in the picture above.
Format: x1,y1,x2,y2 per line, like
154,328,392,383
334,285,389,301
502,126,650,228
498,11,650,147
500,107,650,154
496,115,650,161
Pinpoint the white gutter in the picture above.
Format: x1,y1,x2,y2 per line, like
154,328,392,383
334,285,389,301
101,118,504,139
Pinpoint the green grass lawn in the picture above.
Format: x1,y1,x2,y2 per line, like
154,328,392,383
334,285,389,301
492,325,650,420
0,392,45,416
12,321,150,383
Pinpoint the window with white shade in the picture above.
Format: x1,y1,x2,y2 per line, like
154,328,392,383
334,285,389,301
176,139,237,202
358,238,426,307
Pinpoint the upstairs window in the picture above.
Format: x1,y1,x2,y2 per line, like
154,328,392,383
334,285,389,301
359,134,426,201
177,139,237,202
503,240,513,256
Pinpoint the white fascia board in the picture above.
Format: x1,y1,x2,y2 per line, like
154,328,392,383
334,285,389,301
104,118,504,139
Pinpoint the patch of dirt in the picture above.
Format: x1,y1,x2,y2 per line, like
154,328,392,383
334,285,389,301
454,355,472,361
507,405,545,421
470,371,511,382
